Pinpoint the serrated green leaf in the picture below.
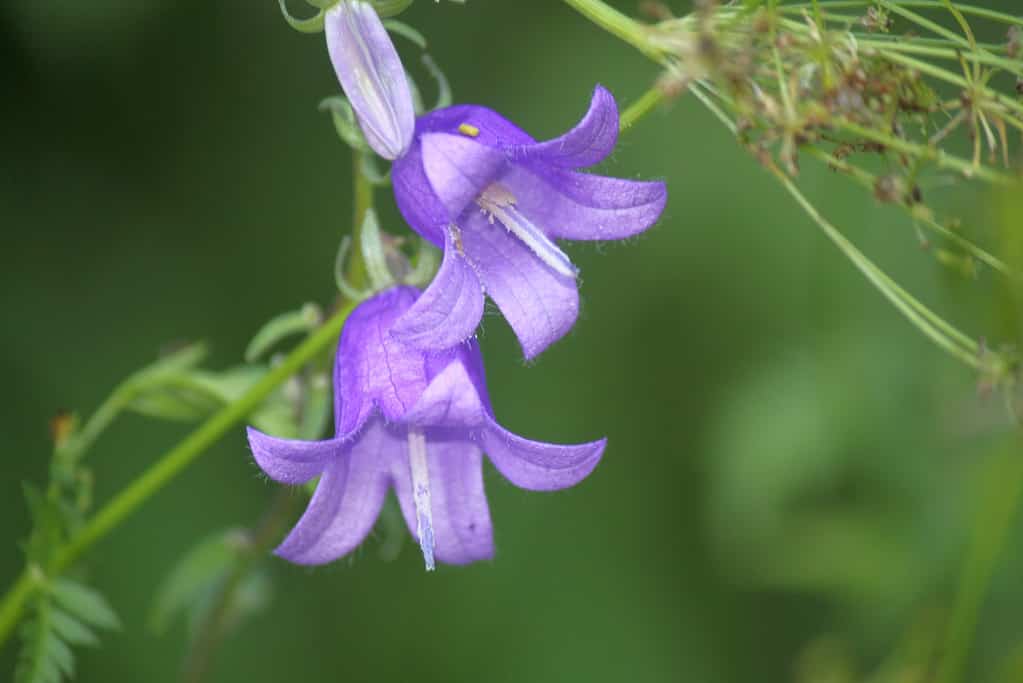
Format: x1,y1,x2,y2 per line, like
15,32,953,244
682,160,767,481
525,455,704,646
50,579,121,631
50,608,99,647
45,633,74,678
149,530,239,634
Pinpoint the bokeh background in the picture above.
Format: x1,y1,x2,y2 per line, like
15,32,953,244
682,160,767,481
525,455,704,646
3,0,1023,681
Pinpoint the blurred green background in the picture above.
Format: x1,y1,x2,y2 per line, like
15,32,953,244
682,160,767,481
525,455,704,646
3,0,1023,681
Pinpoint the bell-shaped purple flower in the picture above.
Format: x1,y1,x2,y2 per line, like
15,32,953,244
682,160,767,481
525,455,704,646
246,287,605,569
389,85,668,359
325,1,415,160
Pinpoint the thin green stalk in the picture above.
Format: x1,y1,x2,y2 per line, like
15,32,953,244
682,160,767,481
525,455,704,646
560,0,666,63
836,119,1015,185
620,86,666,130
780,1,1023,28
0,304,355,651
803,145,1018,279
687,82,982,365
935,445,1023,683
768,162,982,365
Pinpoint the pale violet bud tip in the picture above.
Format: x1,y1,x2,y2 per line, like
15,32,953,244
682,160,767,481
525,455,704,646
326,1,415,160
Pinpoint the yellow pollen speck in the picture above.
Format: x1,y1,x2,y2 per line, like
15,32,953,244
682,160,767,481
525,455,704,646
458,123,480,138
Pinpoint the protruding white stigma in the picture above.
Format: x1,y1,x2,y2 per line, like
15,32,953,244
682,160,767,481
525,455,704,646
476,183,579,279
407,430,435,571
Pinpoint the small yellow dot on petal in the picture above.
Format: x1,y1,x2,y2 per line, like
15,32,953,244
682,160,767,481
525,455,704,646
458,123,480,138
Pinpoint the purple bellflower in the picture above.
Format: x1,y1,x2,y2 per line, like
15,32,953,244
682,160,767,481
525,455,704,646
389,85,668,359
325,0,415,160
246,287,605,570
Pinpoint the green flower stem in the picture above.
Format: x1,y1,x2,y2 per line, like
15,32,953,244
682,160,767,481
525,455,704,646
802,145,1018,279
344,151,375,292
0,302,355,651
935,445,1023,683
780,0,1023,27
835,119,1015,186
560,0,666,63
620,86,666,131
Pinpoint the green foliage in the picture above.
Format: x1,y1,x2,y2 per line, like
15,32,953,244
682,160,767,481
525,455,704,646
148,531,242,635
15,580,119,683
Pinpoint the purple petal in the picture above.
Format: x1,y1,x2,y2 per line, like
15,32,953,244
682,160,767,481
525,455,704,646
335,287,428,432
325,1,415,160
460,210,579,360
404,356,487,429
413,104,536,148
503,165,667,241
390,227,484,351
482,419,605,491
392,139,447,248
247,427,338,485
391,434,494,565
392,106,533,247
509,85,619,169
421,133,507,219
274,419,395,565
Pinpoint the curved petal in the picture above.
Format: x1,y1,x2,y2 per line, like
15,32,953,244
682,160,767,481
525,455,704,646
325,2,414,159
392,139,447,247
509,85,619,169
482,419,605,491
247,427,338,485
274,419,396,565
414,104,536,148
460,211,579,360
391,435,494,565
334,287,428,431
504,165,668,241
390,227,484,351
404,357,487,429
421,133,507,219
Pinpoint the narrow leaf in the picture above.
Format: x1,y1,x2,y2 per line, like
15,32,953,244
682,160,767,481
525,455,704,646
50,609,99,647
50,579,121,631
148,530,238,634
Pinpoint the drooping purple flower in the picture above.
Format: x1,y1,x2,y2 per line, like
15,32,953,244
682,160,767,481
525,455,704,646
247,287,605,569
325,1,415,160
389,85,668,359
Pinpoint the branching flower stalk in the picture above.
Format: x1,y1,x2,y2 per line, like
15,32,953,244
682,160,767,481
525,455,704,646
562,2,1023,682
565,0,1023,391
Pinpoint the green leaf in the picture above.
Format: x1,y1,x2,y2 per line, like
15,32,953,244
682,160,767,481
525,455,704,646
148,530,239,634
21,483,64,566
49,609,99,647
45,633,74,678
50,579,121,631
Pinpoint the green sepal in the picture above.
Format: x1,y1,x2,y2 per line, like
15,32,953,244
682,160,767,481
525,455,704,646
372,0,414,18
319,96,372,153
244,303,322,363
383,19,426,49
278,0,325,33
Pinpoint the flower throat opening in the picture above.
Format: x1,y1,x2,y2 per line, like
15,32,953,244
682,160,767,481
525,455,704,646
475,183,579,279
